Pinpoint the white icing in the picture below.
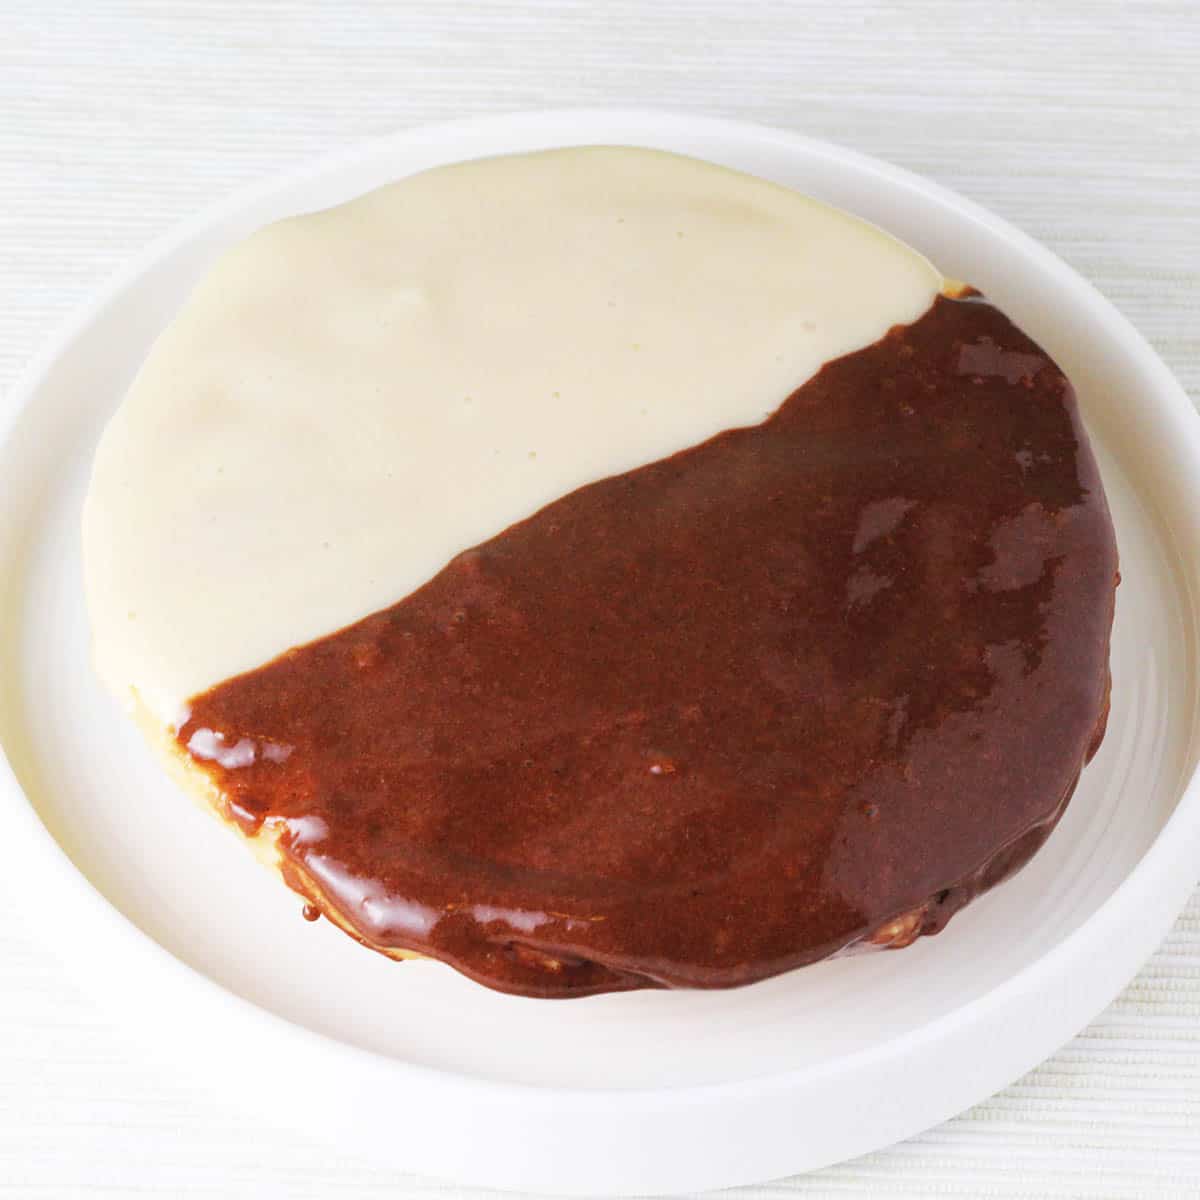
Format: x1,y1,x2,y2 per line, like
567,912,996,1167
83,147,941,721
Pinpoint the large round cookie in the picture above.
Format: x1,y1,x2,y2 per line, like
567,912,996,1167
83,148,1117,997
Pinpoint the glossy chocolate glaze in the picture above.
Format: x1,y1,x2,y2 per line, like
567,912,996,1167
178,295,1118,998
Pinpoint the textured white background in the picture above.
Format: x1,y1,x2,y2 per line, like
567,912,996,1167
3,2,1199,1196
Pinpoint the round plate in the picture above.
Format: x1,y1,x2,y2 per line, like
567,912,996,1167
1,111,1198,1195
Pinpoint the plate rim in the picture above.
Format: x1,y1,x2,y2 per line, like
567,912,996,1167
2,108,1199,1192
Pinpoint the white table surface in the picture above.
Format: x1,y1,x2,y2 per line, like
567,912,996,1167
3,3,1199,1196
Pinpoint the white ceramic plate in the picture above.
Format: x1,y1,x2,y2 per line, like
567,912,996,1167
1,111,1198,1196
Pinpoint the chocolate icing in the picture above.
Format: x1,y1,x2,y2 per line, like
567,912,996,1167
178,294,1118,998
